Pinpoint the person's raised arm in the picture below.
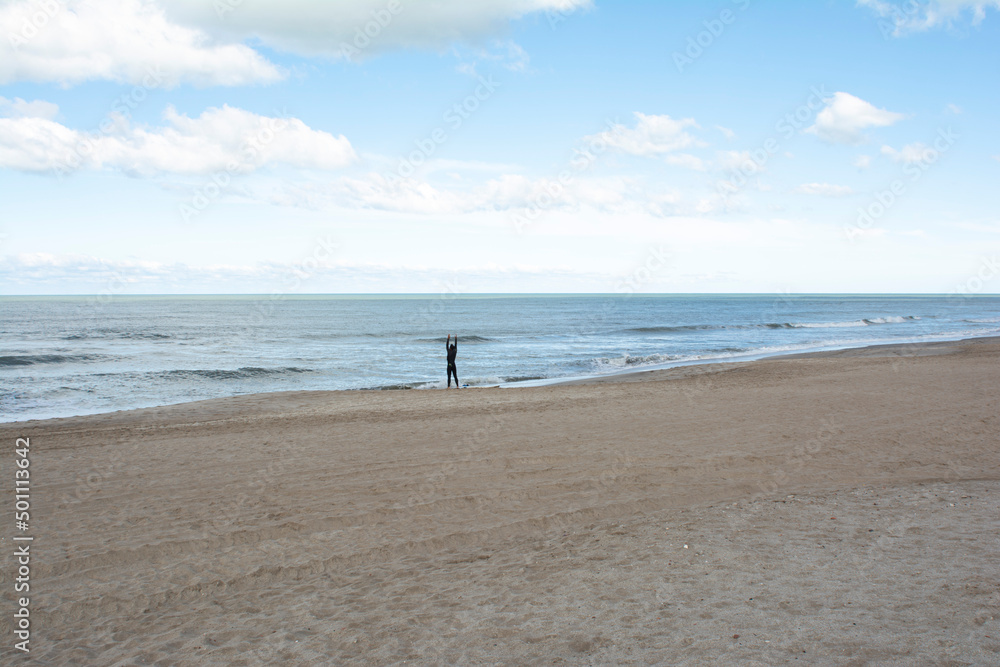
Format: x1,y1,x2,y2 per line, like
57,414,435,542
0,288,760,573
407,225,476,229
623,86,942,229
446,334,451,349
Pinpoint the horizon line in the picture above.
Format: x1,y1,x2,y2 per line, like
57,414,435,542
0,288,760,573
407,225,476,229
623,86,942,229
2,292,997,298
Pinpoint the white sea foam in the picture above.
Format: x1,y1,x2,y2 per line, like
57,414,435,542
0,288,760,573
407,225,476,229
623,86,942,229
789,315,916,328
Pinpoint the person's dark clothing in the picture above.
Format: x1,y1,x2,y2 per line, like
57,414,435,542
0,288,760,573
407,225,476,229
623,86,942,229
447,338,458,387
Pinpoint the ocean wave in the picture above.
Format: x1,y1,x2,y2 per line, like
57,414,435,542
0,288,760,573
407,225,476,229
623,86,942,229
0,353,107,367
592,352,677,370
501,375,547,383
160,367,313,380
126,332,173,340
787,316,917,328
627,325,716,333
416,335,495,343
629,316,919,334
407,373,538,390
301,332,386,341
62,331,173,341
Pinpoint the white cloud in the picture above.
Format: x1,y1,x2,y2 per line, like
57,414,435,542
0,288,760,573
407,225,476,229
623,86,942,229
847,227,889,240
854,154,872,169
716,125,736,140
664,154,709,171
946,103,963,114
805,92,906,144
335,173,469,215
716,150,764,174
0,113,79,172
956,221,1000,234
880,142,932,164
0,104,356,175
589,112,705,159
0,0,284,87
453,40,531,77
322,172,624,215
162,0,592,57
264,169,705,220
417,158,525,176
1,0,590,87
858,0,1000,35
792,183,854,197
0,0,592,87
0,96,59,120
0,251,619,294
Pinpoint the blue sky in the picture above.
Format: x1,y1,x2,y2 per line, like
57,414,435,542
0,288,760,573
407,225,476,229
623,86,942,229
0,0,998,294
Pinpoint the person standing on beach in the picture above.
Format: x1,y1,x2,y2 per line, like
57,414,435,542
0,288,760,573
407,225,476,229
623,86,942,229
446,334,459,388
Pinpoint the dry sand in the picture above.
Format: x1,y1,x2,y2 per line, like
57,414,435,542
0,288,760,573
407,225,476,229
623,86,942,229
2,337,999,665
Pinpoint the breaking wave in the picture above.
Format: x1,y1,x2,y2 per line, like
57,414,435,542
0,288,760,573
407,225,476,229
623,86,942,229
592,352,677,371
62,332,173,341
157,367,313,380
628,315,918,334
416,335,495,343
0,353,107,367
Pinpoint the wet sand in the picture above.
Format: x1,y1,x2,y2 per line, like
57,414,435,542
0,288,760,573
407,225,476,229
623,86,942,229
1,337,998,665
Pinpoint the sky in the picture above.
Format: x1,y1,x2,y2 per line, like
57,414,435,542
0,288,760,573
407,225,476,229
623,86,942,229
0,0,998,295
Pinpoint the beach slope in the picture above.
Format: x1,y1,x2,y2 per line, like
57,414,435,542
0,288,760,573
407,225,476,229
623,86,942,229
2,338,998,664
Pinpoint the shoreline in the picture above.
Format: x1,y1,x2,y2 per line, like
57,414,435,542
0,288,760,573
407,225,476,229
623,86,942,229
6,334,998,426
2,334,997,663
545,333,1000,386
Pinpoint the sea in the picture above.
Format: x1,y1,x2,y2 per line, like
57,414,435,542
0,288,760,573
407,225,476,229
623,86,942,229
2,294,999,423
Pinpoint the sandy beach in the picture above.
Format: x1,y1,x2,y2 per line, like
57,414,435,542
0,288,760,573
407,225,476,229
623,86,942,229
2,337,998,665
